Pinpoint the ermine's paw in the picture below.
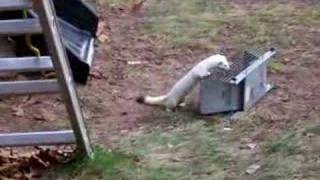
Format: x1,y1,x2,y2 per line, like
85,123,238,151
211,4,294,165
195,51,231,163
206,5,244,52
166,107,178,112
200,72,211,79
179,102,187,107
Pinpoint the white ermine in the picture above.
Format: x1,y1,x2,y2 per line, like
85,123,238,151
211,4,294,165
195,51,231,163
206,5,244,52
137,54,230,111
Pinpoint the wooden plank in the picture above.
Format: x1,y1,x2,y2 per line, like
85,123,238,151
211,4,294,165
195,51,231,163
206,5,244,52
0,80,60,96
0,130,75,147
0,0,31,11
32,0,92,157
0,56,53,72
0,19,42,35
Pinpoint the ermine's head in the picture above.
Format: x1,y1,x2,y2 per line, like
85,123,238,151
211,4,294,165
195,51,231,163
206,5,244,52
216,55,231,70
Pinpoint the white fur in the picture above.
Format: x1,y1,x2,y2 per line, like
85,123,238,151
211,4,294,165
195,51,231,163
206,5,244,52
144,95,167,106
143,54,230,110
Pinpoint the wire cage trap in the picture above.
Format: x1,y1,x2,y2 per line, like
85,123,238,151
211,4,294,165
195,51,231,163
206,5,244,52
199,48,277,115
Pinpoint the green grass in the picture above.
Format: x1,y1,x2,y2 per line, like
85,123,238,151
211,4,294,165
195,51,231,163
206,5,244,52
92,0,131,6
127,66,144,79
228,3,320,48
105,0,131,6
257,156,302,180
44,147,137,180
45,121,235,180
119,121,234,179
234,4,320,48
304,124,320,135
143,1,320,50
143,0,227,48
250,130,317,180
269,61,283,73
264,131,301,156
43,1,320,179
45,119,320,180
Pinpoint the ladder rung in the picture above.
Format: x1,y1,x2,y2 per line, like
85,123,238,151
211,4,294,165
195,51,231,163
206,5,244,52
0,0,31,11
0,80,60,96
0,19,42,35
0,130,75,147
0,56,53,72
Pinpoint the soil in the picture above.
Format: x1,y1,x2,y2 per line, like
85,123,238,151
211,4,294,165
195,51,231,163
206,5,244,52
74,1,319,140
0,0,319,144
0,0,319,177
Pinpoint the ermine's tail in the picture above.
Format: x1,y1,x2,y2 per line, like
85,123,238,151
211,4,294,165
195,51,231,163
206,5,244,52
136,95,167,106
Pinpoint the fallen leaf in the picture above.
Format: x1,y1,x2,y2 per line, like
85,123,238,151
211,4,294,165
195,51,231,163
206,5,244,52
12,105,24,117
246,164,261,174
223,127,233,131
247,143,257,150
0,147,75,179
168,143,174,149
127,61,148,65
131,0,148,13
41,109,57,122
98,34,110,43
89,70,109,80
97,22,107,36
33,114,46,121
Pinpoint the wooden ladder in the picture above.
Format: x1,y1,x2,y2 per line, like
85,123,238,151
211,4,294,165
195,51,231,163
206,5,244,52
0,0,92,157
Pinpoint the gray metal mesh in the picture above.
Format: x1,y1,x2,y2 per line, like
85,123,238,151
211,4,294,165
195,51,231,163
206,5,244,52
208,49,265,82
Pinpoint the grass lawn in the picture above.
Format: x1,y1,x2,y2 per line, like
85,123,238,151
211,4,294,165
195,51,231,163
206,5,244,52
43,0,320,179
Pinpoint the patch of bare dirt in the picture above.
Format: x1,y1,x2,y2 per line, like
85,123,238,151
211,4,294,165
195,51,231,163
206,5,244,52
0,0,319,178
81,5,200,145
0,0,318,146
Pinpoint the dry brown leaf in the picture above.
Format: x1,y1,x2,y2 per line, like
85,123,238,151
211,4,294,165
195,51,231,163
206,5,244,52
98,34,110,43
0,147,75,179
12,105,25,117
131,0,147,13
97,21,107,36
